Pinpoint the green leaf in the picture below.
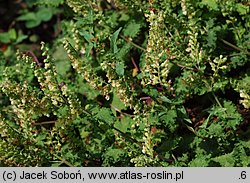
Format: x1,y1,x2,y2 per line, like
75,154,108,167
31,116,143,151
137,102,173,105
51,162,61,167
159,96,172,103
160,109,177,133
201,0,218,10
208,123,224,137
0,32,11,43
123,21,141,38
57,106,69,118
119,13,130,21
114,116,133,133
26,19,41,28
79,31,95,44
236,3,248,15
111,27,122,53
8,29,17,40
104,147,124,163
241,141,250,149
111,92,126,114
189,155,211,167
85,43,94,57
80,128,90,138
17,12,37,21
237,145,250,166
212,153,235,166
15,35,28,44
189,148,211,167
117,43,132,60
96,108,115,125
54,56,71,75
157,136,180,152
223,101,242,129
142,87,158,98
35,134,47,146
79,31,95,56
115,62,125,76
37,8,53,22
17,8,56,28
177,106,192,124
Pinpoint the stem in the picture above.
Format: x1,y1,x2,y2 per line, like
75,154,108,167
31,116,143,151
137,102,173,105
110,104,134,117
212,91,223,108
220,39,250,56
26,51,43,67
120,35,147,52
173,62,199,71
32,120,57,126
131,57,139,71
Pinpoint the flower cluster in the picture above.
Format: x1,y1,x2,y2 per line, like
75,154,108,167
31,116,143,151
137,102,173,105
100,57,135,107
63,39,110,100
66,0,90,16
180,0,196,19
141,10,170,88
239,90,250,109
186,21,203,69
39,42,65,107
60,84,81,118
1,66,50,130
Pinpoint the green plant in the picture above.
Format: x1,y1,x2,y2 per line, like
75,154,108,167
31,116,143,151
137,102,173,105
0,0,249,167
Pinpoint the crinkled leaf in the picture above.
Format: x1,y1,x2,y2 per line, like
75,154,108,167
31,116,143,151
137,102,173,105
115,62,125,76
201,0,218,10
114,116,133,133
123,21,141,38
160,109,177,132
236,3,249,15
104,147,124,163
96,108,115,125
80,128,90,138
212,153,235,166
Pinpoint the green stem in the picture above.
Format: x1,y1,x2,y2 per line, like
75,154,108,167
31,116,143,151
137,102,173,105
212,91,223,108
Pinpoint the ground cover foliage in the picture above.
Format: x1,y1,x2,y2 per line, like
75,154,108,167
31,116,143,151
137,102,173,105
0,0,250,166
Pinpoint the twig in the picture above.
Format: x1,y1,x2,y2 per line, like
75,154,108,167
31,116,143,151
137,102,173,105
32,120,57,126
131,57,139,71
173,62,199,71
220,39,250,56
110,104,134,117
120,35,147,52
26,51,43,67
